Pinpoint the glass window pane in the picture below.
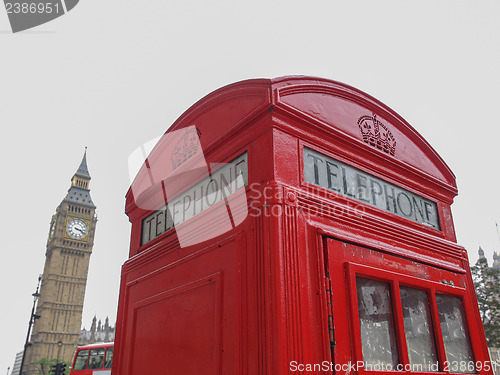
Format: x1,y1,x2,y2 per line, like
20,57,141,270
436,294,475,373
73,349,89,370
88,347,105,369
400,287,439,371
104,347,114,369
356,277,399,369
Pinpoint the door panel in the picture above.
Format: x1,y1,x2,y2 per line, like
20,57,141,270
325,238,484,375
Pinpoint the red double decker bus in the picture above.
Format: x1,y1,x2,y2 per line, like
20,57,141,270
70,342,113,375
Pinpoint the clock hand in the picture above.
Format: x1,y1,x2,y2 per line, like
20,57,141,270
74,227,83,233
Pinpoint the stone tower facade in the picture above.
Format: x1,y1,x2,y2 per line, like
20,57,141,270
24,150,97,375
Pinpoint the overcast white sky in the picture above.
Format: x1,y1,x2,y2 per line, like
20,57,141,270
1,0,499,372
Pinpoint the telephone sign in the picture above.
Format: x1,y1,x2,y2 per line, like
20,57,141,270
304,147,440,229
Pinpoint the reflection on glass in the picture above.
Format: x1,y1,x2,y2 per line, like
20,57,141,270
436,294,475,373
73,349,89,370
104,347,114,369
88,347,105,369
400,287,439,371
356,277,399,369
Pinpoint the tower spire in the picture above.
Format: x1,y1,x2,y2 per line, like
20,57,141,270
64,148,95,208
74,147,91,180
478,246,485,260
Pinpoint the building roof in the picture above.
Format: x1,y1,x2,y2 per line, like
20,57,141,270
64,186,95,208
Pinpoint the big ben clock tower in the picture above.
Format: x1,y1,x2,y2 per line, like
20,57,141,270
25,149,97,375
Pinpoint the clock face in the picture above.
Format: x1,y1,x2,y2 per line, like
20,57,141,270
67,219,88,239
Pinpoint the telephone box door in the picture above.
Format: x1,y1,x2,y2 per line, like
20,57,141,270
325,238,487,375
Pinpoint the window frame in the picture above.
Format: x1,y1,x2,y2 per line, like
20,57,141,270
346,262,477,375
72,349,89,371
104,347,113,369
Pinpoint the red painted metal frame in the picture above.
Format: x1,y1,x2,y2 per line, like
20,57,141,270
327,239,487,375
113,76,490,375
347,262,476,374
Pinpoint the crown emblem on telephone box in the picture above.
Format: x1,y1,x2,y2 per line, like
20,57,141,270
171,127,201,170
357,113,397,156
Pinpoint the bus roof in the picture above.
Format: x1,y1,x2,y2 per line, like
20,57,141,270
75,342,113,350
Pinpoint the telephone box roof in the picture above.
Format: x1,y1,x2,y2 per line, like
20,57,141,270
127,76,456,206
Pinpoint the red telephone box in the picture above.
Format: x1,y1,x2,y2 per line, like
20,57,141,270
113,76,491,375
